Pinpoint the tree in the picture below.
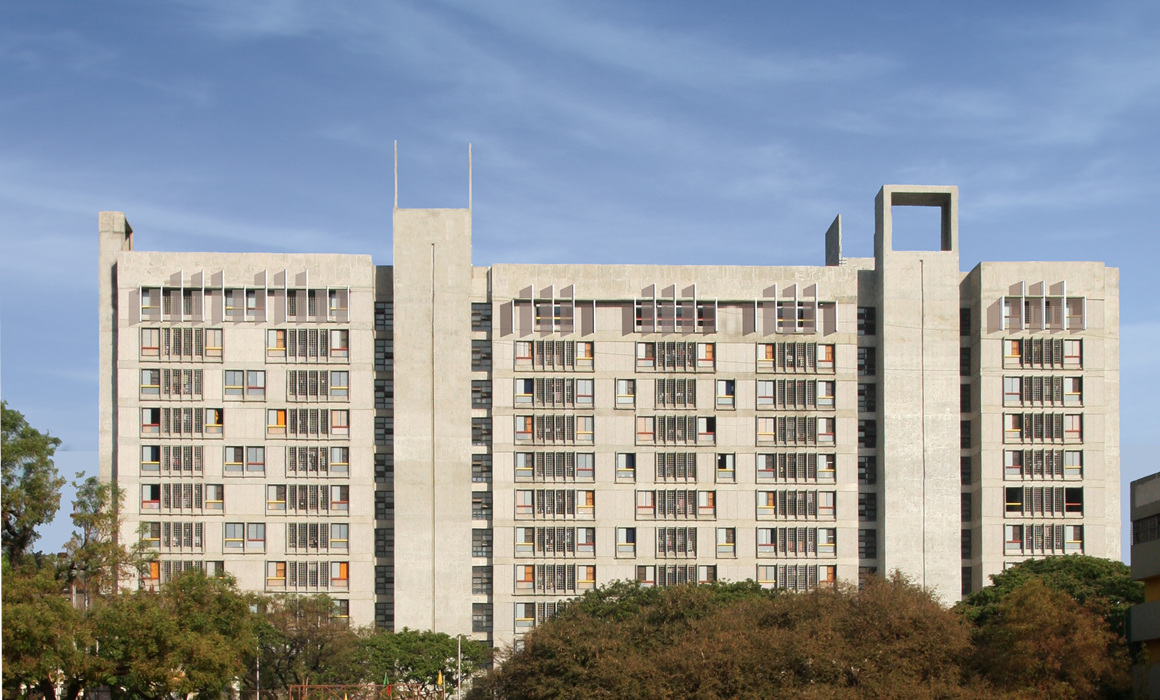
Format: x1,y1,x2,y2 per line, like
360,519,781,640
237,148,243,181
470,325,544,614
246,594,362,694
474,576,983,700
63,476,152,605
971,577,1131,700
358,629,489,698
956,555,1142,639
93,570,255,700
1,400,65,563
1,557,98,700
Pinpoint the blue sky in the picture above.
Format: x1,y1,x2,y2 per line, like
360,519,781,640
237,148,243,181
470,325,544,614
1,1,1157,559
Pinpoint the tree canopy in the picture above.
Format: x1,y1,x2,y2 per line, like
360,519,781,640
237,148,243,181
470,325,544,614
955,555,1141,637
1,400,65,563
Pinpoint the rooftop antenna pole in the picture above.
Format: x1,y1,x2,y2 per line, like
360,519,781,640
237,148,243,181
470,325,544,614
394,140,398,209
468,143,473,210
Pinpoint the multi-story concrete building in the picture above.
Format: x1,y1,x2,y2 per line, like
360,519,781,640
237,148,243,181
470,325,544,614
98,184,1120,646
1130,470,1160,699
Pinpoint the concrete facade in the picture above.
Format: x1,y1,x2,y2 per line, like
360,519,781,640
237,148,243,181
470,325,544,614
1131,471,1160,699
98,184,1119,644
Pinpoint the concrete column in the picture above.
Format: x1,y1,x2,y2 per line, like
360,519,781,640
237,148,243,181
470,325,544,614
392,207,474,634
875,186,962,603
98,212,133,483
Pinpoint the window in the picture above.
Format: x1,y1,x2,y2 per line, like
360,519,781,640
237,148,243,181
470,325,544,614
472,454,492,483
616,379,635,407
1064,414,1082,442
1004,377,1021,405
141,328,161,357
858,420,877,449
243,446,264,474
246,370,265,398
472,529,493,557
961,529,972,559
515,416,533,442
1064,487,1083,514
513,379,534,406
960,347,971,377
858,383,876,413
636,491,655,518
716,454,735,483
514,453,534,481
471,340,492,371
636,417,655,442
472,603,492,633
716,380,735,408
331,485,350,511
698,491,716,517
1064,377,1082,406
617,527,636,557
329,446,349,474
515,490,534,517
857,307,876,336
636,342,656,369
1064,451,1083,478
267,562,287,587
816,381,834,408
818,528,836,556
266,485,285,511
141,369,161,397
697,343,714,369
577,416,594,443
224,446,244,473
859,529,877,559
717,528,736,558
515,602,536,629
247,523,266,551
961,456,972,484
1005,524,1023,554
960,421,971,449
330,330,349,358
1063,339,1082,367
960,307,971,337
757,380,775,407
858,455,877,484
960,382,971,413
141,445,161,472
818,417,835,444
224,371,244,397
514,341,533,366
472,491,493,520
576,342,594,369
1065,525,1083,552
329,371,349,399
1005,487,1023,514
697,417,716,444
858,493,876,521
857,347,875,376
205,408,223,435
141,484,160,511
576,379,594,406
265,409,286,437
331,410,349,436
1004,414,1022,439
224,523,244,549
616,453,636,481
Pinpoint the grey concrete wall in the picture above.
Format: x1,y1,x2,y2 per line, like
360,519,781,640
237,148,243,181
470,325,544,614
876,186,963,603
392,208,474,635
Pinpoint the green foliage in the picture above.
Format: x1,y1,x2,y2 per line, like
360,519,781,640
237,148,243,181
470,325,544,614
1,400,65,563
92,570,255,699
955,555,1142,637
1,558,94,700
63,475,153,604
476,575,980,700
249,594,362,692
358,628,489,695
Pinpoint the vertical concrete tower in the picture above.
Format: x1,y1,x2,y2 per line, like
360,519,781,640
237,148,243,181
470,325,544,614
391,207,474,633
876,186,962,602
